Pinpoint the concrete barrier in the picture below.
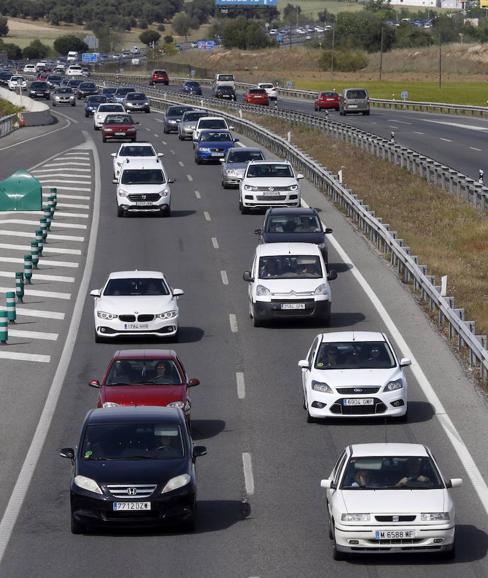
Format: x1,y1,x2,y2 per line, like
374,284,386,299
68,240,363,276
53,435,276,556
0,87,55,127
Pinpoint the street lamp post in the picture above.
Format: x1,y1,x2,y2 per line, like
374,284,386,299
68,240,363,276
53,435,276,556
379,25,384,81
438,34,442,89
330,26,335,78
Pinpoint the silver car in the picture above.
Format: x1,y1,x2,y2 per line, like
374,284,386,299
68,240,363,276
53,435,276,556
123,92,150,113
52,87,76,107
221,147,265,188
178,109,208,141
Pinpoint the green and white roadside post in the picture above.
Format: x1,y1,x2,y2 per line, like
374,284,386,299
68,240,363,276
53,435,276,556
24,254,33,284
35,229,44,256
43,207,52,230
6,291,16,323
15,272,24,303
40,218,48,241
0,310,8,343
31,240,39,269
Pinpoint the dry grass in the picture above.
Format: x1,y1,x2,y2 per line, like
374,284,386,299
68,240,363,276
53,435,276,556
244,113,488,336
0,99,21,116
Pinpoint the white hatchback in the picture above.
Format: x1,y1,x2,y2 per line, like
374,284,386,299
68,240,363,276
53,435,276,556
111,142,163,180
321,443,462,559
257,82,278,101
299,331,410,422
192,116,233,143
90,271,183,342
93,103,126,129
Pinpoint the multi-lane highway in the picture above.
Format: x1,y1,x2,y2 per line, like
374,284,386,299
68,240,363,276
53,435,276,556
0,101,487,577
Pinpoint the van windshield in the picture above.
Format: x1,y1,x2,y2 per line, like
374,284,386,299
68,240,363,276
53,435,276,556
121,169,165,185
258,255,322,279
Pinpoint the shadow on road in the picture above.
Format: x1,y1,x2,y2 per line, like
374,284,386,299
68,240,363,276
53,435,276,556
190,419,226,441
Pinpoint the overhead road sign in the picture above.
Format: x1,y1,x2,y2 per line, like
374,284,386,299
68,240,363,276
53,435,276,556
216,0,278,5
81,53,98,63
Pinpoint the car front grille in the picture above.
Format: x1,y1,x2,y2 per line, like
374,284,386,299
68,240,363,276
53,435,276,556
258,195,287,201
138,314,154,322
270,298,314,303
210,148,224,153
336,387,380,394
106,483,157,498
375,515,417,522
330,398,387,415
259,186,292,191
119,314,136,322
128,194,161,202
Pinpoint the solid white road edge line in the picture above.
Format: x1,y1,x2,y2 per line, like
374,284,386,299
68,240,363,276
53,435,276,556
0,132,101,565
301,198,488,515
242,453,255,496
236,372,246,399
0,115,72,152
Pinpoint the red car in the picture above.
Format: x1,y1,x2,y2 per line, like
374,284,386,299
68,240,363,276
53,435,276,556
244,88,269,106
101,113,138,142
149,69,169,86
314,91,340,112
89,349,199,422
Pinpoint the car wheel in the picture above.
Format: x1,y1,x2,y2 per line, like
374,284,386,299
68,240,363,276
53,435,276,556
117,205,124,217
85,112,89,118
71,102,76,106
164,206,171,217
95,331,105,343
222,181,228,189
332,524,346,561
328,511,334,540
102,137,106,143
145,109,150,113
178,134,183,140
395,409,408,423
440,541,456,560
340,110,345,116
252,305,263,327
71,515,86,535
163,128,169,134
52,102,56,107
132,138,136,142
195,157,201,165
239,201,248,214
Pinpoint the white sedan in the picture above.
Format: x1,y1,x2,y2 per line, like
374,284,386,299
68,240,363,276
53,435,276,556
299,331,410,421
90,271,183,342
8,76,27,91
93,103,126,130
111,142,163,180
321,443,462,559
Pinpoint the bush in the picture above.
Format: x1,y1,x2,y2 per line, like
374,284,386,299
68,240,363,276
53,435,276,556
319,49,368,72
139,29,161,46
53,35,88,55
164,35,174,44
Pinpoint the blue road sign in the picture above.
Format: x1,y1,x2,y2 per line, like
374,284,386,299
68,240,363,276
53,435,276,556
82,53,98,63
197,40,216,50
400,90,409,100
216,0,277,5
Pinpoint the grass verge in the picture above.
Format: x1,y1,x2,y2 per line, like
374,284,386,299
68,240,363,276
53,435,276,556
0,99,22,116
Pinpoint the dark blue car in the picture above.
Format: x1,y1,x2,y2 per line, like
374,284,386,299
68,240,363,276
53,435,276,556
194,129,238,164
85,95,108,117
182,80,202,96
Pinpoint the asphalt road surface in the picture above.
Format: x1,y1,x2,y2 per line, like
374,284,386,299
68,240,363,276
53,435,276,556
0,104,487,578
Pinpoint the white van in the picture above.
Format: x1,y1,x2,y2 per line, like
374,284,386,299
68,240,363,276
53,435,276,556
243,242,337,326
67,51,79,62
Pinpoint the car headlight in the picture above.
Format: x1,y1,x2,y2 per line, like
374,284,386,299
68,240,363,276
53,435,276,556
199,147,211,152
384,379,403,391
256,285,270,296
244,185,258,191
74,475,103,495
421,512,450,521
312,380,333,393
157,310,178,319
102,402,120,408
288,184,298,191
168,119,176,124
168,400,190,411
117,189,129,197
159,188,169,197
341,513,370,522
97,310,118,320
104,127,113,132
314,284,330,296
161,473,191,494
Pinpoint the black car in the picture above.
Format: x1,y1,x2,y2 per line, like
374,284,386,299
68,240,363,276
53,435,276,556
46,74,63,88
60,406,207,534
163,105,194,134
67,79,84,89
85,94,108,117
76,81,98,99
29,81,50,100
182,81,202,96
255,207,333,264
214,86,236,101
101,87,117,101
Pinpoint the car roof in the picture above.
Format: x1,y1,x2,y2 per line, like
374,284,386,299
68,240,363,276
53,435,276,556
113,349,177,359
227,147,262,153
107,270,165,279
266,207,318,216
247,160,291,166
198,116,226,121
118,142,154,149
318,331,386,343
255,242,321,257
350,443,428,458
86,406,182,425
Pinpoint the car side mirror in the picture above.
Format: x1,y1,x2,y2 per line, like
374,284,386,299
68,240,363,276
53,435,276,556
188,378,200,387
298,359,310,369
89,379,100,388
110,153,116,157
193,445,207,459
320,479,335,489
173,288,184,297
243,271,253,282
60,447,75,460
90,289,101,297
254,228,262,235
327,270,337,281
325,227,333,234
168,178,175,183
446,478,463,488
229,125,234,130
112,178,117,184
234,138,239,142
399,358,411,367
157,153,164,157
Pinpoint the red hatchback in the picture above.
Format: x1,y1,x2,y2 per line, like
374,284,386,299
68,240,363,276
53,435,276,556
314,91,340,112
150,69,169,86
101,113,138,142
244,88,269,106
89,349,199,422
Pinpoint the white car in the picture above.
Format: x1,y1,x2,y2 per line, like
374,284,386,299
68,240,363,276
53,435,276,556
93,103,126,130
66,64,83,77
257,82,278,101
90,270,183,342
115,158,173,217
23,64,36,75
239,160,303,212
299,331,410,422
111,142,163,179
321,443,462,560
243,242,336,326
192,116,233,143
8,76,27,91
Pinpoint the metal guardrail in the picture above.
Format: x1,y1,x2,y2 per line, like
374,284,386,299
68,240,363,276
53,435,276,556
95,74,488,381
0,114,18,138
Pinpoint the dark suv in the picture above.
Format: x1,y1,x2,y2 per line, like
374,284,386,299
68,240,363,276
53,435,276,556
255,207,333,264
60,406,207,533
29,81,50,100
214,86,236,101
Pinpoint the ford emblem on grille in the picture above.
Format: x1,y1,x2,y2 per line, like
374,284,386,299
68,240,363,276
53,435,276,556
127,487,137,496
353,388,363,393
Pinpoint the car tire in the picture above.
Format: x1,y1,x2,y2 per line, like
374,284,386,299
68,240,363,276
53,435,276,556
95,331,105,343
239,201,248,214
364,110,370,116
440,542,456,560
71,515,86,535
252,305,263,327
328,512,334,540
85,112,89,118
117,205,124,217
145,109,150,113
163,128,169,134
164,206,171,217
132,138,136,142
52,102,56,107
195,158,201,165
178,134,183,140
102,137,107,143
222,181,228,189
71,102,76,106
395,409,408,423
340,110,345,116
332,525,346,561
179,512,196,533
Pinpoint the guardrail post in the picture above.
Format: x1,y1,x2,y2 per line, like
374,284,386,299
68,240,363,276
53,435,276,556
0,310,8,343
6,291,16,323
15,272,24,303
24,255,33,284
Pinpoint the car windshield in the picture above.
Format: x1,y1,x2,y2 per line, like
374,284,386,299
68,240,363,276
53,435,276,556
340,456,444,490
81,423,184,460
182,111,207,122
104,115,133,124
102,88,117,95
120,169,165,185
31,82,47,89
103,277,169,296
346,89,367,99
57,88,73,94
87,96,106,103
321,92,337,97
48,75,61,81
185,82,200,87
258,255,322,279
167,107,191,117
260,84,273,89
199,119,226,129
315,341,395,370
116,88,135,96
68,80,82,87
99,105,124,112
200,131,232,142
118,145,155,157
80,83,95,89
266,214,322,233
247,164,293,178
128,93,146,100
227,150,264,163
218,75,234,81
106,359,183,385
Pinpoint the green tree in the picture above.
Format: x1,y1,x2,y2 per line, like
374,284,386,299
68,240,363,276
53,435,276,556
22,39,50,59
335,11,394,53
0,41,22,59
222,17,271,49
172,12,191,37
0,16,9,37
53,35,88,55
139,29,161,46
164,34,174,44
393,23,433,48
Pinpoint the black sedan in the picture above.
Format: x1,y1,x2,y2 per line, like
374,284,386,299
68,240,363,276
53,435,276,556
84,94,108,117
60,406,207,533
182,80,202,96
29,81,50,100
76,81,98,99
163,105,194,134
214,86,236,101
255,207,333,264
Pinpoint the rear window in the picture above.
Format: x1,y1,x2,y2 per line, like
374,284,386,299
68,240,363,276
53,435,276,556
320,92,338,97
249,89,267,95
153,70,167,75
345,89,367,99
227,150,264,163
199,119,226,129
104,115,133,124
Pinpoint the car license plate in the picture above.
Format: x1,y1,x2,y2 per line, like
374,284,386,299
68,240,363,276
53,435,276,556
375,530,415,540
281,303,305,310
135,202,153,206
115,131,125,136
348,104,358,109
113,502,151,511
343,398,374,406
211,152,224,157
124,323,149,330
260,191,280,196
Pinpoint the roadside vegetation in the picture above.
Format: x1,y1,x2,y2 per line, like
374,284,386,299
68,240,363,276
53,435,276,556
0,99,21,116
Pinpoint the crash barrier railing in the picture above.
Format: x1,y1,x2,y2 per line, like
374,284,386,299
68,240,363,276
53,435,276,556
0,114,18,138
95,74,488,382
96,74,488,212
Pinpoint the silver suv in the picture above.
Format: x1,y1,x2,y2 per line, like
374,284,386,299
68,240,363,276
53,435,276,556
339,88,369,116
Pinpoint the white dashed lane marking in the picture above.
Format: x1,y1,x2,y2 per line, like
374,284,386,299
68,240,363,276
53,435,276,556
194,190,201,199
204,211,211,222
236,372,245,399
1,257,78,268
8,329,58,341
0,287,71,300
242,453,255,495
211,237,219,249
0,271,75,283
229,313,238,333
0,351,50,363
187,174,193,182
220,270,229,285
16,308,65,320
